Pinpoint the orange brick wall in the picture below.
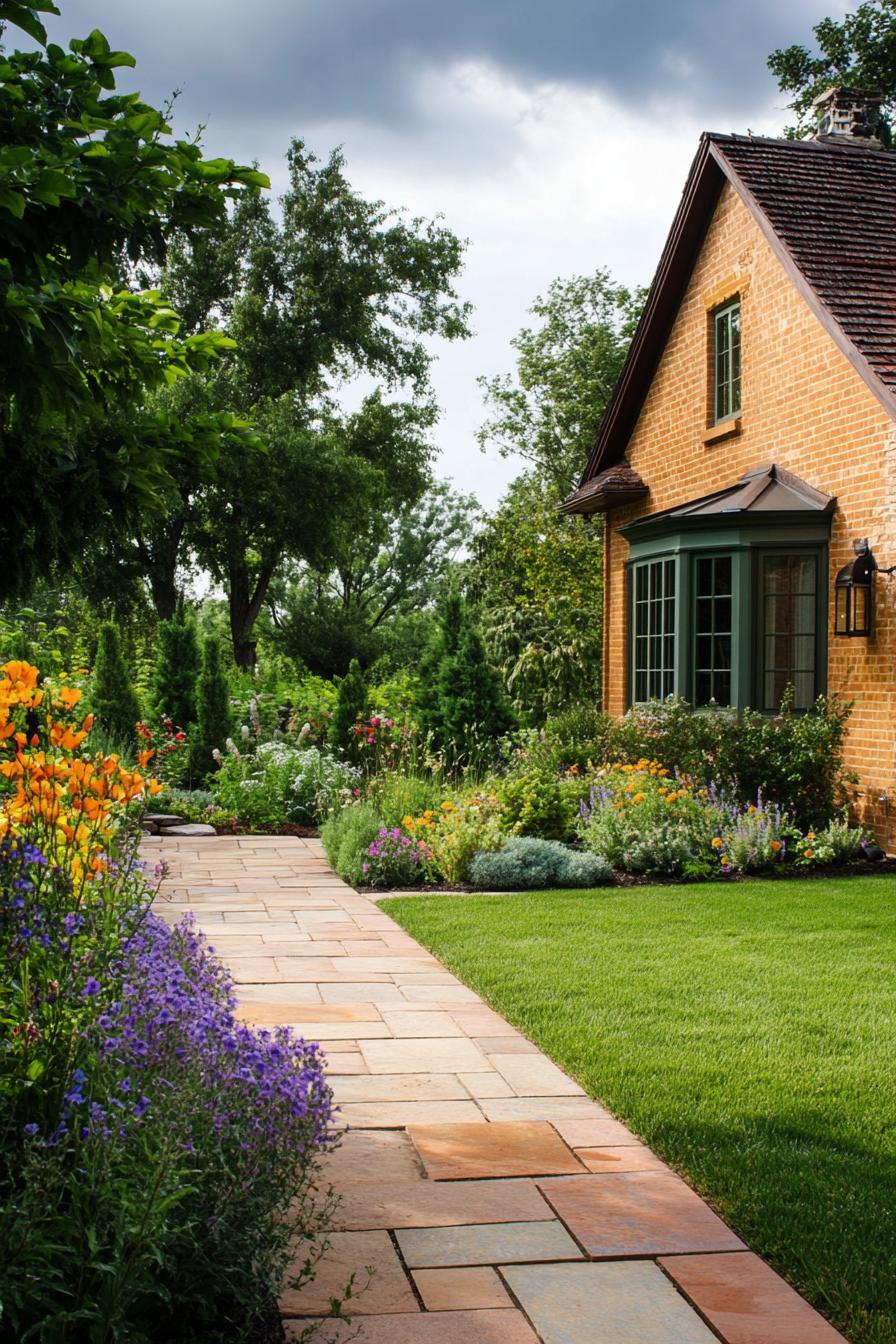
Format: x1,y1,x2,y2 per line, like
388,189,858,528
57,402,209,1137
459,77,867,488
604,182,896,850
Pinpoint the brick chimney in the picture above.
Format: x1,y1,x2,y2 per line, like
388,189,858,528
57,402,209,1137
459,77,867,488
808,86,884,147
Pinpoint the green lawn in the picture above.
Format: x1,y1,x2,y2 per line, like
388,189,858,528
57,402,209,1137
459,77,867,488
383,878,896,1344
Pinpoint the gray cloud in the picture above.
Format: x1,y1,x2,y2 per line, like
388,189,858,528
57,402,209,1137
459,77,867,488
55,0,830,139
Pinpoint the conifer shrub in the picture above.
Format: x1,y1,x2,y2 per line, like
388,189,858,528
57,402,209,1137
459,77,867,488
328,658,367,762
90,621,141,746
321,803,383,886
151,599,200,729
195,635,232,778
470,837,613,890
419,593,513,767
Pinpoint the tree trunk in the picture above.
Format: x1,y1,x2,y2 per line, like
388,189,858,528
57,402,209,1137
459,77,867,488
228,554,279,670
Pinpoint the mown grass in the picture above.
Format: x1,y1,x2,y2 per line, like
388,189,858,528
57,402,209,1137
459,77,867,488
384,878,896,1344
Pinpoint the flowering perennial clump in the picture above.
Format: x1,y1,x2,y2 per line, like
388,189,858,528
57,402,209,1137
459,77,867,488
362,826,431,886
0,663,336,1339
402,793,505,884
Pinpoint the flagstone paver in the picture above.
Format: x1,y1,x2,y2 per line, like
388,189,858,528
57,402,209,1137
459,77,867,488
502,1262,720,1344
280,1230,418,1316
335,1178,553,1230
412,1267,512,1310
537,1172,746,1257
148,834,849,1344
659,1252,851,1343
408,1121,586,1181
396,1219,582,1267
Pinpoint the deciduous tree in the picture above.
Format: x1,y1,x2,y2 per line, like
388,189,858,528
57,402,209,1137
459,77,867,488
0,1,266,598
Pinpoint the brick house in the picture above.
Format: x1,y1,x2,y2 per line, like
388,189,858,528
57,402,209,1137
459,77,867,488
562,90,896,851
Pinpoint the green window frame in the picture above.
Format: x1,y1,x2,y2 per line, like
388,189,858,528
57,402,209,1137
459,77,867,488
626,534,828,713
632,557,676,702
693,554,733,706
713,299,741,423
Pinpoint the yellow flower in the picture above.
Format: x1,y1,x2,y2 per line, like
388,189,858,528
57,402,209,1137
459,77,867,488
632,792,645,804
441,800,456,812
711,837,723,849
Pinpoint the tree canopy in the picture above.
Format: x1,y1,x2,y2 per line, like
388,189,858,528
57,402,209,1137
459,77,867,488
268,480,479,677
477,269,644,496
0,0,267,598
768,0,896,136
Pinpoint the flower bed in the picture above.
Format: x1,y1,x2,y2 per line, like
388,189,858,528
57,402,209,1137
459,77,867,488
0,663,335,1341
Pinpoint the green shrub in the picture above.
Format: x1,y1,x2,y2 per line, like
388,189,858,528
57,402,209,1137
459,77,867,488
610,694,852,828
195,635,232,778
493,764,578,841
470,837,613,890
151,600,200,729
90,621,141,746
321,804,383,886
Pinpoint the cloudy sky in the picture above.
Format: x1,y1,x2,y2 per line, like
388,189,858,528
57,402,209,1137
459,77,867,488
57,0,842,505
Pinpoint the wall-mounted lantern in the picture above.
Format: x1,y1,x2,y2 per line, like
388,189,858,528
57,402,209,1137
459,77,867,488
835,539,896,637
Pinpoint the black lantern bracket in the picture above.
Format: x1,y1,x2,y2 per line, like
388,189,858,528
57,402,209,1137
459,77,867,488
835,539,896,637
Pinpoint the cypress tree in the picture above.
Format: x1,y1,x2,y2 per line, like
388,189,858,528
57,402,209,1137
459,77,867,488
195,635,232,778
91,622,141,747
151,599,200,729
439,615,513,764
328,658,367,760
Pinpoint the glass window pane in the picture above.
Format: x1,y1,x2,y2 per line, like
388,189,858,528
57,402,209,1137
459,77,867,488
760,554,818,710
633,559,676,702
692,554,734,707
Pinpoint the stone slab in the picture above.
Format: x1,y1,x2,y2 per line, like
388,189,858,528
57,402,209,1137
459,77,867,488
550,1117,643,1147
279,1230,417,1316
501,1261,718,1343
480,1097,613,1122
320,982,408,1003
316,1130,425,1187
335,1178,553,1230
359,1038,492,1075
329,1073,470,1103
413,1267,512,1311
283,1310,539,1342
409,1121,585,1180
574,1145,668,1173
537,1172,746,1257
397,1219,582,1268
489,1053,585,1097
339,1100,486,1127
659,1252,850,1343
381,1010,464,1037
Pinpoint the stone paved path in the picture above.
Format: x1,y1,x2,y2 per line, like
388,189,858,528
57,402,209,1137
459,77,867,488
147,833,847,1344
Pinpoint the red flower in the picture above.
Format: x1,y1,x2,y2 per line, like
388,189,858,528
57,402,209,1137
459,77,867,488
175,731,186,743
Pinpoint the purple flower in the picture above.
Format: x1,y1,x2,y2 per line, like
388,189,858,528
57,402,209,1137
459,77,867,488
82,977,101,997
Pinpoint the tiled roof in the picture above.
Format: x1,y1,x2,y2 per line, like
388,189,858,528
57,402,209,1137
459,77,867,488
568,132,896,506
558,461,648,514
620,463,835,533
717,134,896,397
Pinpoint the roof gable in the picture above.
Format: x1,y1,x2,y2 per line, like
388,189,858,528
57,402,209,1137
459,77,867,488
576,133,896,495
